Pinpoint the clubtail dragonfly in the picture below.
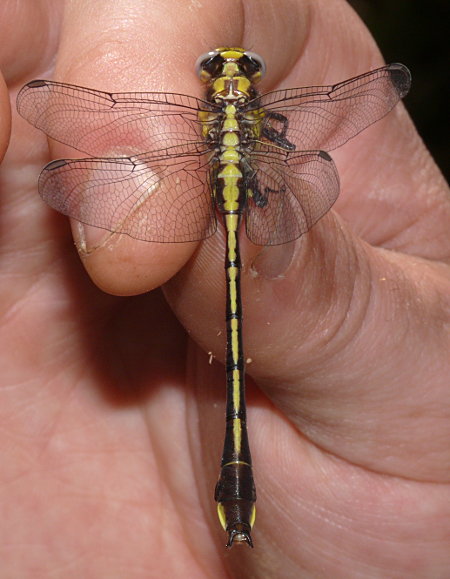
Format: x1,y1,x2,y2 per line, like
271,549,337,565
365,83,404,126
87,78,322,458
17,47,411,548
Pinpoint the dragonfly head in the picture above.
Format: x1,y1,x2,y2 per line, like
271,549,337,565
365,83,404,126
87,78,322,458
195,47,266,87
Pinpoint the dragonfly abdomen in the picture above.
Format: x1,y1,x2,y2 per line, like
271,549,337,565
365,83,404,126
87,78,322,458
211,99,256,547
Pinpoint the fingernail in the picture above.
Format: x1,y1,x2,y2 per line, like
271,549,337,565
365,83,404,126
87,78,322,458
73,220,117,256
250,239,298,279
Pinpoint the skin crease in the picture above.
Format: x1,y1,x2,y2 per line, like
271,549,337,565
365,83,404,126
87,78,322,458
1,0,450,576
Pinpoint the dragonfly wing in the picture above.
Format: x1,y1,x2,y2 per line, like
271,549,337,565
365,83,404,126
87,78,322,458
38,146,216,243
245,149,339,246
255,63,411,152
17,80,215,156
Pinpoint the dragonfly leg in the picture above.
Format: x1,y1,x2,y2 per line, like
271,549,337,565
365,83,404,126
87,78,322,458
247,170,287,208
263,111,296,150
247,174,268,208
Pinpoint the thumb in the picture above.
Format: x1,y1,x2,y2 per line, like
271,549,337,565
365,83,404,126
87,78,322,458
164,1,450,484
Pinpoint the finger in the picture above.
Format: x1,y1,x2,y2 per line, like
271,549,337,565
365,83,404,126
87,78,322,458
0,1,63,85
289,2,449,262
17,0,312,295
22,0,224,293
165,0,450,482
5,1,71,281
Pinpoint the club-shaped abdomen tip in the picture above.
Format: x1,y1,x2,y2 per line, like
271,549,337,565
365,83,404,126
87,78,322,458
217,501,256,548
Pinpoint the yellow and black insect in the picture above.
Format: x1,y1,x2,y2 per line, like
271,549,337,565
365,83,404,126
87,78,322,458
17,47,411,548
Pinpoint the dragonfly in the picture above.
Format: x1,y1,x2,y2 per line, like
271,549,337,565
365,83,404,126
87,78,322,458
17,47,411,548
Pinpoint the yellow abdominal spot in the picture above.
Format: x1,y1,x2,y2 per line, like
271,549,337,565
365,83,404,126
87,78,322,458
227,232,237,259
217,503,227,530
230,316,238,331
218,164,242,178
233,368,240,388
223,191,239,212
225,213,239,232
222,132,239,148
221,147,239,162
230,318,239,363
233,418,242,453
250,505,256,528
228,281,237,313
228,266,237,282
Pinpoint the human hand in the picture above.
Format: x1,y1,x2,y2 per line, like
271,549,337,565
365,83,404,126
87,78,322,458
2,0,449,577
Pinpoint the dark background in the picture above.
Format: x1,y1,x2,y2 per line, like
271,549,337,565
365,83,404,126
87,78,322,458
348,0,449,180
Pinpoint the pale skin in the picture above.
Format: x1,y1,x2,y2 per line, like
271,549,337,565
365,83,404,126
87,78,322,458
1,0,449,576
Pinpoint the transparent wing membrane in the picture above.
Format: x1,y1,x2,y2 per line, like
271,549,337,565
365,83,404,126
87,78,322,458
16,63,411,245
39,146,216,243
255,64,411,152
17,80,215,156
246,150,339,245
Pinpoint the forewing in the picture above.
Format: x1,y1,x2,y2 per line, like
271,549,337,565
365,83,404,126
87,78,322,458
17,80,216,156
255,63,411,152
38,144,216,243
245,149,339,246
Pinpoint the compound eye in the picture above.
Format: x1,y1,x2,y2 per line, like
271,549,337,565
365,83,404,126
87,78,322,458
195,50,220,78
244,51,266,78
